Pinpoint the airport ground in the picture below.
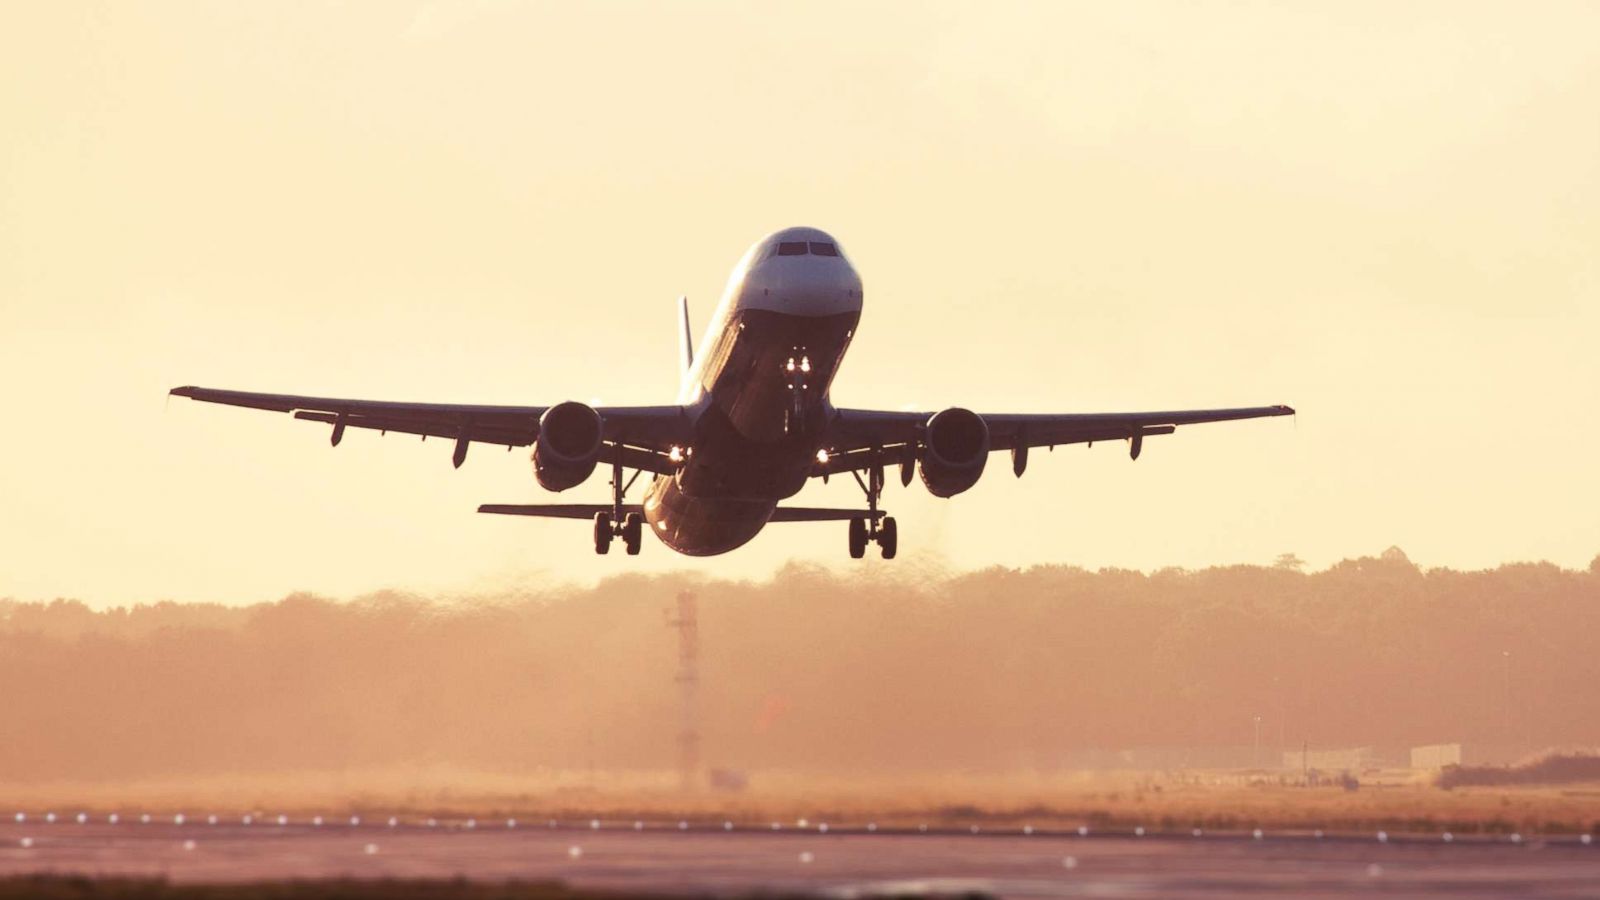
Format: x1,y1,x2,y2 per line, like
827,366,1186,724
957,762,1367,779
2,816,1599,899
1,774,1598,897
3,770,1594,837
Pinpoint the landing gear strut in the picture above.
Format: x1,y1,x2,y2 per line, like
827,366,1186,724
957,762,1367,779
847,456,897,559
593,460,644,555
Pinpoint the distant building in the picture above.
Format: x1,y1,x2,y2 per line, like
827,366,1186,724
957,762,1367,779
1411,743,1463,770
1283,747,1378,771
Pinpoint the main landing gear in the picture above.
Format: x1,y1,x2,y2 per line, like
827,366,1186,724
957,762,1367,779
847,459,897,560
593,460,644,555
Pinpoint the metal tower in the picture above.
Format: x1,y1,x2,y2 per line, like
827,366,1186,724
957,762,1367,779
666,590,700,791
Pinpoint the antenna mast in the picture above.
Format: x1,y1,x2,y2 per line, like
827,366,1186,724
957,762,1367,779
667,590,700,791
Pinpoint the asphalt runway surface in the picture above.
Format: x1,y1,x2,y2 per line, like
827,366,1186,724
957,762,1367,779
2,816,1599,898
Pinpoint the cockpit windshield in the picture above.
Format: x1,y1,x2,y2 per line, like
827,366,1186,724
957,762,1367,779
769,240,841,259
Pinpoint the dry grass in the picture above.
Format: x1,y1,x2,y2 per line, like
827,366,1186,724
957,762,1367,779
3,768,1597,836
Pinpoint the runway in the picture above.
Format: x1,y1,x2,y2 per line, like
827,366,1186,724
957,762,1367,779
2,816,1598,898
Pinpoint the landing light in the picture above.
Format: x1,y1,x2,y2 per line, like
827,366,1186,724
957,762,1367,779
800,357,811,373
816,449,830,464
669,446,684,463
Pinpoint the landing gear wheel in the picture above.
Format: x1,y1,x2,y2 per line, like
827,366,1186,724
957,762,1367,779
847,517,868,559
878,516,898,560
592,512,613,555
622,512,643,556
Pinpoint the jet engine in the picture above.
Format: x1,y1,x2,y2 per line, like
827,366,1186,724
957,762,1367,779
919,407,989,497
533,401,603,491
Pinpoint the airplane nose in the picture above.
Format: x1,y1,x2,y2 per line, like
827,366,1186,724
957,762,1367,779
743,258,862,317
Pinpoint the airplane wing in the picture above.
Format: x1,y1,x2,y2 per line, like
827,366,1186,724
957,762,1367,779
818,404,1294,474
168,386,692,471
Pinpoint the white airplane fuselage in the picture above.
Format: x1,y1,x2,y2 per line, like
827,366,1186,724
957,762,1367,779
643,227,863,555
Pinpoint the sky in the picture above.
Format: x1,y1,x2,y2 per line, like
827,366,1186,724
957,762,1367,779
3,1,1597,608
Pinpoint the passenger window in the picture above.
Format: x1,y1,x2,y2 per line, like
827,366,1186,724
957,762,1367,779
777,241,809,256
808,242,839,257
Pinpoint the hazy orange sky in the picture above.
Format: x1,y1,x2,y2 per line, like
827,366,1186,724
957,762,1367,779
3,2,1597,607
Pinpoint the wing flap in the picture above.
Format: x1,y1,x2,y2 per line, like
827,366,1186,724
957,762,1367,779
823,405,1292,456
171,385,693,455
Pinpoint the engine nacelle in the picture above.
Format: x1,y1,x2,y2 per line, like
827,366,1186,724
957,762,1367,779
532,401,603,492
919,407,989,498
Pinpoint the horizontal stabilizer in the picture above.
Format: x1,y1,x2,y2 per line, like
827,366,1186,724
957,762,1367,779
479,503,643,519
769,507,885,523
478,503,881,523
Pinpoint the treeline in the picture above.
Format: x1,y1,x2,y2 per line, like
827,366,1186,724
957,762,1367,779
1,549,1597,780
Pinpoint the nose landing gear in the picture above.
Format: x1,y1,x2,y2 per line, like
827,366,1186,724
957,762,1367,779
783,347,814,437
846,455,898,559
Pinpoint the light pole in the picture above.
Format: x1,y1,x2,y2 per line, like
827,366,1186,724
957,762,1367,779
1501,650,1511,746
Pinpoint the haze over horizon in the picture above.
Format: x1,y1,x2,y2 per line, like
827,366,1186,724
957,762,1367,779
4,2,1598,608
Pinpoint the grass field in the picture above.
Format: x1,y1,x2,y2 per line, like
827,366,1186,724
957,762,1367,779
3,769,1597,837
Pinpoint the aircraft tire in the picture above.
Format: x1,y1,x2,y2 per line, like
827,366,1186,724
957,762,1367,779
622,512,643,555
879,516,898,560
593,512,613,555
848,518,868,559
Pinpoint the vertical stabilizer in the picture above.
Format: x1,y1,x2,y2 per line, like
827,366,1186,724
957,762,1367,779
677,295,694,382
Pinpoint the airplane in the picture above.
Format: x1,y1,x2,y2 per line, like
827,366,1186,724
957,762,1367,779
170,226,1293,559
